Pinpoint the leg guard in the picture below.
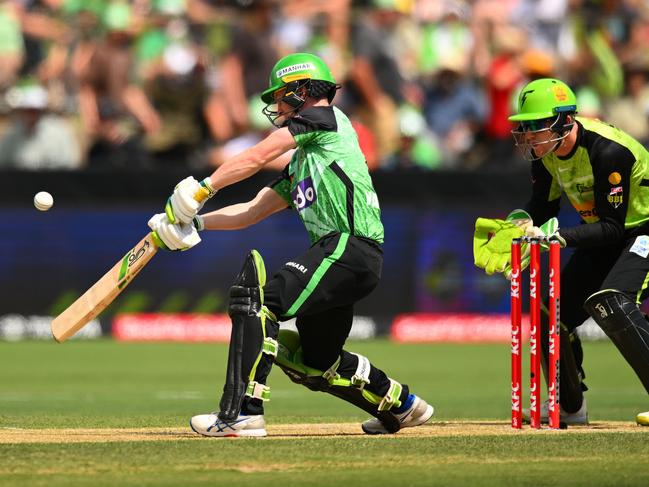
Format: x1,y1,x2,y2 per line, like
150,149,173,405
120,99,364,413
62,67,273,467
584,289,649,393
218,250,279,421
275,330,402,433
539,304,586,413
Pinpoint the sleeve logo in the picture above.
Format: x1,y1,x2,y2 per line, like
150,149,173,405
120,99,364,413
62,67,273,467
608,172,622,184
607,186,623,208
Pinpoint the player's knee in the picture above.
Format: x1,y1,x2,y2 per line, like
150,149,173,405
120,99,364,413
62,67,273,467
302,351,339,373
228,250,267,318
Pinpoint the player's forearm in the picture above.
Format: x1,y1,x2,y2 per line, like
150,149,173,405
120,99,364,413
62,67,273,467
206,130,293,191
200,203,260,230
206,154,266,192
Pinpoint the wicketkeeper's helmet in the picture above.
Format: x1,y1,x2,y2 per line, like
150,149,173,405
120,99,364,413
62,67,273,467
509,78,578,160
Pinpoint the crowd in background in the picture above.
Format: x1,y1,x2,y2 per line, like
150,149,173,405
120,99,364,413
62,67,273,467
0,0,648,172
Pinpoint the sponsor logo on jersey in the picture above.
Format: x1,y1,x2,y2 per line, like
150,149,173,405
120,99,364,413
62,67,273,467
571,200,598,221
578,208,598,218
608,172,622,185
608,186,623,208
630,235,649,258
291,176,317,211
285,261,308,274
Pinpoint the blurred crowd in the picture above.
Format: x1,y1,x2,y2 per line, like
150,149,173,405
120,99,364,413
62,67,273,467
1,0,649,172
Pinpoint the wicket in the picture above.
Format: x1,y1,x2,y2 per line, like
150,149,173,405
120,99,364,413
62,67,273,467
510,237,561,429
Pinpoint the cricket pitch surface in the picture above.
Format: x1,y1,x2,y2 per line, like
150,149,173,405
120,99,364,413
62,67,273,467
1,421,645,444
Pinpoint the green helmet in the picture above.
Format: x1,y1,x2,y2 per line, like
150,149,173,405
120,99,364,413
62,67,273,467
261,52,336,104
509,78,577,122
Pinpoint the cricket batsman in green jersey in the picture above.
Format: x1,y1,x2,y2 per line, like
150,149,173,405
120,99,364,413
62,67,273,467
474,78,649,426
147,53,434,437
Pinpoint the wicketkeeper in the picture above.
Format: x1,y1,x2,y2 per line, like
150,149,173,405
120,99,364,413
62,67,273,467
148,52,434,436
474,78,649,426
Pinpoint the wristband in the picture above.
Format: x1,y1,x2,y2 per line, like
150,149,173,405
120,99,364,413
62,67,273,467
192,215,205,232
192,177,217,203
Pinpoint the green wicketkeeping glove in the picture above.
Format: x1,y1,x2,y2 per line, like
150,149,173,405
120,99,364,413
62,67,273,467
503,217,563,278
473,218,525,275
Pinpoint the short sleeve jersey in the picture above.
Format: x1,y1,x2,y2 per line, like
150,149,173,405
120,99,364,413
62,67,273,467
525,117,649,247
269,106,384,245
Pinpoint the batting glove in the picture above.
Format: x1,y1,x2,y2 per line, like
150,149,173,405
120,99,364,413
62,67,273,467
165,176,216,225
148,213,202,251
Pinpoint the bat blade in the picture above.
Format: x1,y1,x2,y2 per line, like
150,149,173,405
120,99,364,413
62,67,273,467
51,233,159,342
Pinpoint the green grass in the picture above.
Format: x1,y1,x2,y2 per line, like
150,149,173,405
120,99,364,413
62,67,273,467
1,340,649,486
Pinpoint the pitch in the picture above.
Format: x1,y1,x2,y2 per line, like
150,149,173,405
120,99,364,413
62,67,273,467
1,340,648,486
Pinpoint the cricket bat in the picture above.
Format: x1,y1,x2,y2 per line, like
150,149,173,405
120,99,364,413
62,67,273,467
51,232,159,342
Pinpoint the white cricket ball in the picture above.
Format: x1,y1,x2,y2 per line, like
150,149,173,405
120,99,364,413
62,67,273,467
34,191,54,211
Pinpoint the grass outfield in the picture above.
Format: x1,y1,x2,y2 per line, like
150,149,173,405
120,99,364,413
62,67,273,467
1,340,649,486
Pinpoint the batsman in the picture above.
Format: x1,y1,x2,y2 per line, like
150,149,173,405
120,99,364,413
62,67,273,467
474,78,649,426
147,53,434,436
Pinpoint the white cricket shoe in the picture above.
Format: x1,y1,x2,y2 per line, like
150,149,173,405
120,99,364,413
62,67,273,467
362,395,434,435
190,413,267,437
522,398,588,425
636,411,649,426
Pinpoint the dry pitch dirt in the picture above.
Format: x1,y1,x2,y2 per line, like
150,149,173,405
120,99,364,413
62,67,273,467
0,421,645,444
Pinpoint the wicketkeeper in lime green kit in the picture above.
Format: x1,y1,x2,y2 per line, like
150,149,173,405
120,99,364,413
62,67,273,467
147,52,434,436
474,78,649,426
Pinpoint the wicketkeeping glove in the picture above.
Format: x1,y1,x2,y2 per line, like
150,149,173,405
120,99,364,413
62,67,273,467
503,217,564,278
506,208,533,230
473,218,525,275
148,213,202,251
165,176,217,225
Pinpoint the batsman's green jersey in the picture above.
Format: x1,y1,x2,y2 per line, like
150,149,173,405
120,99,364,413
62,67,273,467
526,117,649,247
270,106,384,244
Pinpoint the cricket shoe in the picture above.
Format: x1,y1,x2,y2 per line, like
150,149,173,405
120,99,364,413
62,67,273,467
190,413,267,437
636,411,649,426
362,394,434,435
522,398,588,425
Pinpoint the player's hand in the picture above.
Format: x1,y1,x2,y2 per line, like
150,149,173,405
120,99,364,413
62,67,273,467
148,213,202,251
523,217,565,247
502,217,563,278
473,218,525,275
165,176,216,224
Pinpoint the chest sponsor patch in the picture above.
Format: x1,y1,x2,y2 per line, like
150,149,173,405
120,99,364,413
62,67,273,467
630,235,649,258
291,176,317,211
607,186,623,208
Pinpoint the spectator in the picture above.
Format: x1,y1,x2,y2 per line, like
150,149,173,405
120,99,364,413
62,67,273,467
385,103,441,171
73,0,159,167
136,6,209,166
418,1,472,78
345,1,411,164
606,60,649,147
422,54,486,169
203,0,278,145
0,80,81,169
0,2,25,92
480,24,527,169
